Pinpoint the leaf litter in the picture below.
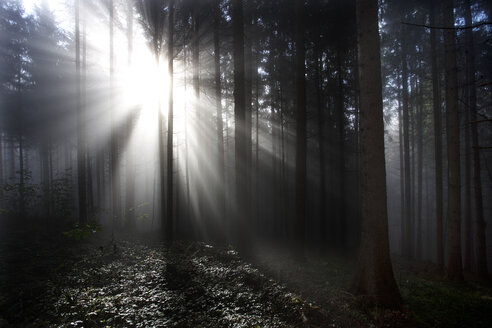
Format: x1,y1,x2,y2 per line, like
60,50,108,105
1,235,332,327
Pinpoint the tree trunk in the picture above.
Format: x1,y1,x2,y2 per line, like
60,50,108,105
0,134,3,204
76,0,87,224
429,0,444,272
165,0,175,245
232,0,250,255
443,0,463,282
416,78,423,260
214,0,225,244
464,0,488,279
336,47,346,248
109,0,120,230
352,0,402,308
294,0,306,259
315,39,326,252
400,21,412,258
125,1,135,230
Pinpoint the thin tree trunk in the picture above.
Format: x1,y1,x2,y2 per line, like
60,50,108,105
464,0,488,279
0,134,3,203
463,83,472,271
165,0,175,245
336,47,346,248
214,0,225,243
443,0,463,282
397,75,405,255
416,78,423,260
294,0,306,259
76,0,87,224
400,21,412,258
109,0,120,231
232,0,250,255
314,38,326,252
430,0,444,272
124,0,135,230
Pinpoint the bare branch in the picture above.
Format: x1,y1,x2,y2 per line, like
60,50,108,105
401,21,492,30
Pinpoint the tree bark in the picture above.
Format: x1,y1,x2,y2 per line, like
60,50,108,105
214,0,225,244
314,38,326,252
400,20,412,258
125,0,135,230
429,0,444,272
464,0,488,279
165,0,175,245
294,0,306,259
352,0,402,308
443,0,463,282
232,0,250,255
76,0,87,224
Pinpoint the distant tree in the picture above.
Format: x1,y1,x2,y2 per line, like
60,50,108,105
443,0,463,282
232,0,250,255
464,0,487,279
75,0,88,224
294,0,306,258
166,0,175,244
429,0,444,272
351,0,402,308
213,0,225,244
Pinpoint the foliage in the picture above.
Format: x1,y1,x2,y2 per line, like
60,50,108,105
62,221,102,240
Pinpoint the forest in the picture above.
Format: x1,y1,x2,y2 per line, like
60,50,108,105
0,0,491,327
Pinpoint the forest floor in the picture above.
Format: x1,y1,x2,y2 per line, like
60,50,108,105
1,224,491,327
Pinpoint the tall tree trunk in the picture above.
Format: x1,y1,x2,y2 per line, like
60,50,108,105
165,0,175,245
83,12,94,221
443,0,463,282
352,0,401,308
18,133,25,217
336,47,346,248
244,2,253,231
109,0,120,231
232,0,250,255
464,0,488,279
0,134,3,204
314,38,326,252
397,75,405,255
430,0,444,272
214,0,225,243
294,0,306,259
416,78,423,259
76,0,87,224
125,0,135,230
400,21,412,258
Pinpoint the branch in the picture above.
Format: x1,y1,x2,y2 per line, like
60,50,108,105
466,118,492,125
401,21,492,30
473,146,492,150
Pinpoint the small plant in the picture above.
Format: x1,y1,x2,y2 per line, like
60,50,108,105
63,221,102,240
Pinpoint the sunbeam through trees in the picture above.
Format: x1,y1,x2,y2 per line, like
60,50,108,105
0,0,492,326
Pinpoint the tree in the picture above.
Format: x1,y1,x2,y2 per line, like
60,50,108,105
400,15,412,258
213,0,225,244
75,0,87,224
443,0,463,282
429,0,444,272
294,0,306,258
351,0,401,308
232,0,250,255
165,0,175,244
464,0,487,279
